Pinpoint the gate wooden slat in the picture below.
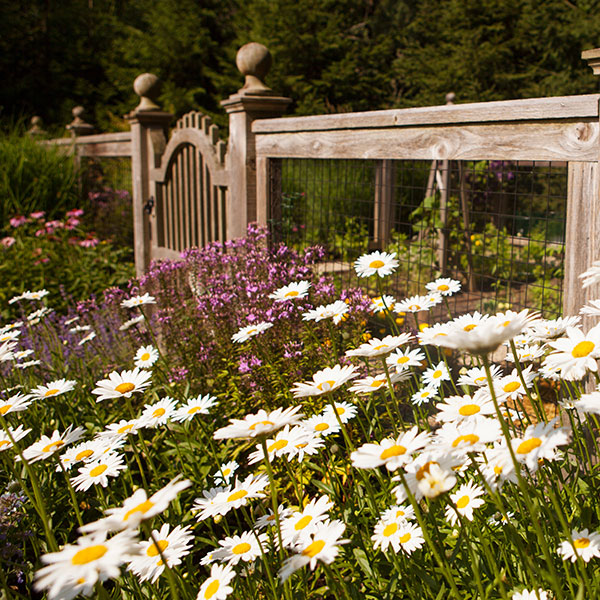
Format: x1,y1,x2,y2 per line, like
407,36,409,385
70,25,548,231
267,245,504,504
203,165,211,244
197,153,205,247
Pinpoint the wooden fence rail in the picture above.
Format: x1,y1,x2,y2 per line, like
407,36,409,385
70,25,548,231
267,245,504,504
40,44,600,321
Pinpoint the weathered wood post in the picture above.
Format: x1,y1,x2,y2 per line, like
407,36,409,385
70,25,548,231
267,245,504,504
27,116,46,137
66,106,94,137
563,49,600,327
373,160,395,249
126,74,173,276
221,43,291,238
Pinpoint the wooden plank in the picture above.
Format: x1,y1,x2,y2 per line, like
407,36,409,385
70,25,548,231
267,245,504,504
373,160,394,247
190,149,198,247
255,121,599,162
218,187,226,242
182,145,190,250
203,165,211,246
564,162,600,329
152,246,182,261
165,178,172,251
176,150,185,251
253,94,600,133
256,156,270,228
197,153,205,247
77,141,131,157
129,124,147,277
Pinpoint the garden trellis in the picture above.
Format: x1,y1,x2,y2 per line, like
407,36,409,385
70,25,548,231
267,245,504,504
43,44,600,322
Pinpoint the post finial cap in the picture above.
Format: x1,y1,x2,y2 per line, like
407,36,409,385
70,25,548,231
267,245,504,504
236,42,273,94
133,73,162,111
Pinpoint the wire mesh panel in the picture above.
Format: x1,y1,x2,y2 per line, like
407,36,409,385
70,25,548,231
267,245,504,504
80,156,132,195
270,158,567,319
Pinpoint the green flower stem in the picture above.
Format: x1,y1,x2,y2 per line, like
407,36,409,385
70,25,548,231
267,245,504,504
380,358,405,432
0,414,58,552
324,563,353,600
304,320,336,364
127,433,149,491
142,523,185,600
508,340,545,422
54,454,84,528
376,278,400,336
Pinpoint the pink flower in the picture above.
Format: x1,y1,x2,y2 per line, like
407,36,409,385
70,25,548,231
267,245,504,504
66,208,84,218
1,236,16,247
30,211,45,220
35,229,46,237
45,220,64,229
34,257,50,265
9,216,27,227
65,217,80,229
79,236,99,248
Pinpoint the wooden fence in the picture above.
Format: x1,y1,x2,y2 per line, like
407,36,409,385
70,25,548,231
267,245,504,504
42,43,600,322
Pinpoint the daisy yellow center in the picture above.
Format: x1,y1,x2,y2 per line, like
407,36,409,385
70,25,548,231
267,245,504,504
503,381,520,393
296,442,308,448
147,539,169,557
152,408,166,418
433,370,442,378
420,392,430,398
380,444,407,459
494,465,503,475
572,341,595,358
516,438,542,454
302,539,326,557
0,405,12,415
316,380,337,391
44,388,60,397
399,533,411,544
335,407,346,415
0,440,10,448
117,424,134,433
475,376,486,383
42,440,65,453
408,305,421,311
396,510,405,518
459,404,480,416
574,537,591,549
77,578,85,585
284,290,299,297
222,468,231,476
464,324,477,332
124,500,155,521
227,489,248,502
456,495,470,509
295,515,313,530
71,545,108,565
452,434,479,447
249,420,274,431
438,284,450,291
370,379,385,388
232,542,251,555
204,580,220,599
314,423,329,432
369,260,385,269
373,344,388,350
398,356,410,364
415,461,437,481
246,328,257,335
90,464,108,477
115,382,135,394
383,522,398,537
188,407,203,414
141,353,151,361
268,439,288,452
76,449,94,461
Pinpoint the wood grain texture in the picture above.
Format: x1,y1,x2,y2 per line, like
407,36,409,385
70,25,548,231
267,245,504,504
253,94,600,133
564,162,600,329
255,121,598,162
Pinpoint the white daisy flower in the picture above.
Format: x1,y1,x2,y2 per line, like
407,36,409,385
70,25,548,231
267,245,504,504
301,413,341,437
16,359,41,369
70,452,127,491
268,281,311,301
21,426,85,463
579,260,600,289
349,371,408,395
69,325,91,333
422,361,451,388
215,530,269,565
386,347,426,372
92,367,152,402
247,425,312,465
0,425,31,452
0,329,20,344
457,364,503,388
557,528,600,562
173,394,218,422
370,295,396,313
380,504,415,523
436,391,496,423
64,316,80,326
322,401,358,424
345,333,413,358
278,520,347,581
372,520,424,554
119,315,145,331
128,523,193,584
302,300,349,325
527,316,581,341
13,349,34,360
196,563,236,600
121,293,156,308
354,251,398,278
34,530,138,600
510,418,569,472
445,481,485,525
80,478,191,533
140,396,178,428
134,345,159,368
213,461,239,485
0,392,33,416
511,589,548,600
417,462,458,499
22,289,50,300
478,444,517,491
0,321,23,334
30,379,77,401
58,439,120,471
505,344,545,363
395,294,441,313
214,405,303,440
426,278,461,296
434,419,502,456
97,418,145,440
286,427,325,461
292,364,358,398
254,505,293,531
77,331,96,346
581,299,600,316
280,496,334,547
543,324,600,380
231,321,273,343
411,386,438,406
351,427,432,471
493,366,536,401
